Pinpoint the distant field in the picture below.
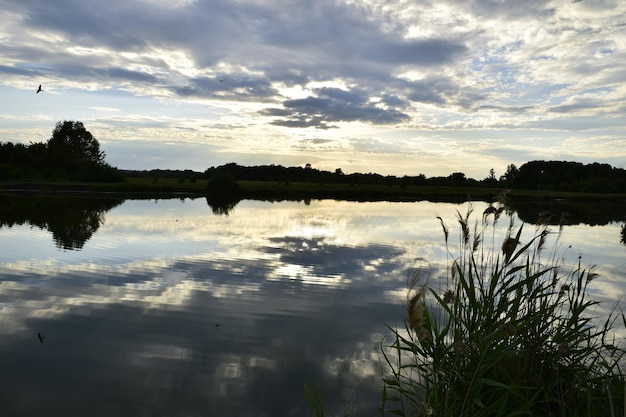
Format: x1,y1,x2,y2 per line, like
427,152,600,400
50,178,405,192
1,178,625,202
0,177,208,195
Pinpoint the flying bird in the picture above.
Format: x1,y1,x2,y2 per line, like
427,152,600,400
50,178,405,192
219,78,225,83
38,332,45,344
36,85,43,94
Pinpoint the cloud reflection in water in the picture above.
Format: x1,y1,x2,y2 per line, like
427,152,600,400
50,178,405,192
0,198,624,416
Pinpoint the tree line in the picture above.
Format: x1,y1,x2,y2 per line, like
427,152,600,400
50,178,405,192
0,121,124,182
198,161,626,193
2,120,626,193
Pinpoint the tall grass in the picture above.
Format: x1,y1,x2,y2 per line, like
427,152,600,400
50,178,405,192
381,204,626,417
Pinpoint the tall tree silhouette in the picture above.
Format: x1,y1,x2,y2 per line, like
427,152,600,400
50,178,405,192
43,120,123,181
48,121,105,166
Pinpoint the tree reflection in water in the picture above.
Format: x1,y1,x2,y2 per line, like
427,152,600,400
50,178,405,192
0,195,124,250
510,199,626,227
205,195,240,216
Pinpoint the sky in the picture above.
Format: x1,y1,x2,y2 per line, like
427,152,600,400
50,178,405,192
1,0,625,179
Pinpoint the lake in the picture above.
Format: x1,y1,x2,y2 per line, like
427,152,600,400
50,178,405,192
1,194,625,416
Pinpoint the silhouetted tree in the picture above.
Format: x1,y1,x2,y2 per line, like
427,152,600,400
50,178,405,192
42,121,124,181
195,160,625,193
501,164,519,186
449,172,467,186
482,168,498,186
206,170,240,194
512,161,626,192
48,121,106,166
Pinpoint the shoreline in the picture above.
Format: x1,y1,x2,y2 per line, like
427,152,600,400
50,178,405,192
2,179,626,203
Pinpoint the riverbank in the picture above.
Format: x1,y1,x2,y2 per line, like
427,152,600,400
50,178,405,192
2,178,626,203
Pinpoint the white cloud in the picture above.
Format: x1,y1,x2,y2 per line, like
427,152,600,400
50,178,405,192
0,0,624,177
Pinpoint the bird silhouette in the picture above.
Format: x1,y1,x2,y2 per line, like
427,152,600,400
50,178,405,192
219,78,225,83
36,85,43,94
37,332,45,344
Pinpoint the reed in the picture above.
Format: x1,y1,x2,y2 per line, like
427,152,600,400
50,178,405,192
381,203,626,417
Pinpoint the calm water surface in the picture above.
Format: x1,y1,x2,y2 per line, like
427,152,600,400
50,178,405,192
1,196,625,416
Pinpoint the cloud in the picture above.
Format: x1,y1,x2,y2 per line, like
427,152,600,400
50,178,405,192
456,0,556,20
0,64,34,77
363,38,468,66
1,0,626,176
170,74,280,101
88,106,120,112
261,87,410,129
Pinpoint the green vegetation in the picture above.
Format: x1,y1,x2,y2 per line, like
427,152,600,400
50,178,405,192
2,122,626,220
305,203,626,416
204,161,626,193
206,169,241,195
0,121,123,182
236,180,502,202
3,176,626,206
2,121,626,198
514,161,626,193
380,205,626,416
3,122,626,414
0,177,206,197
